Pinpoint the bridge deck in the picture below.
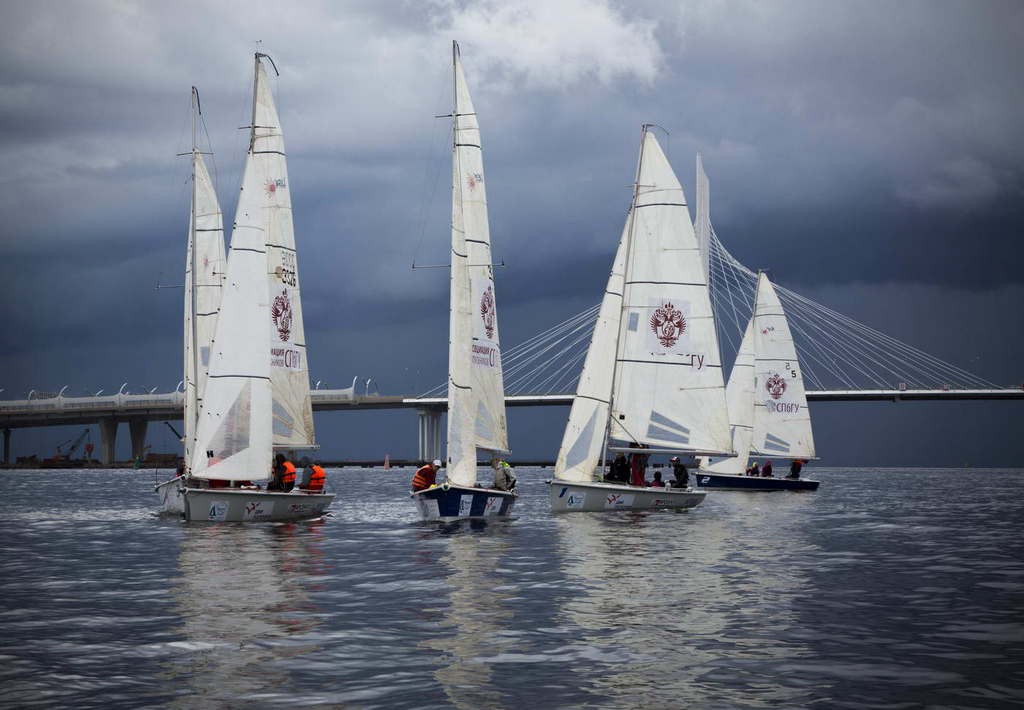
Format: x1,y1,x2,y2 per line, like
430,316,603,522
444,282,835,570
0,388,1020,428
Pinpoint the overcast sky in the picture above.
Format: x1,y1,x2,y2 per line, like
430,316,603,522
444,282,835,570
2,0,1021,465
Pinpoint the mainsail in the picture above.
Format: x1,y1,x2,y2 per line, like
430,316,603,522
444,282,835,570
446,42,509,487
184,88,226,465
750,272,816,459
235,53,315,450
609,129,731,456
555,127,731,482
704,319,756,474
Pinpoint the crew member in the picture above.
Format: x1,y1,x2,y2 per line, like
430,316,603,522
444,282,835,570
669,456,689,488
762,460,774,478
649,471,666,487
270,453,297,492
491,459,517,492
412,459,442,492
629,443,649,487
606,453,630,483
304,461,327,492
787,459,803,479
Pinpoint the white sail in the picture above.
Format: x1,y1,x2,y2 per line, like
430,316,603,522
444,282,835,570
446,42,509,485
695,154,711,283
704,318,756,474
750,272,816,458
235,54,315,449
553,224,628,482
189,169,273,481
184,151,225,465
610,130,731,456
454,43,509,455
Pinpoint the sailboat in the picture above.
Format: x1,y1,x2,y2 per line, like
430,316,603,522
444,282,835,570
547,125,731,512
411,42,516,521
156,87,226,515
696,272,820,490
178,53,334,522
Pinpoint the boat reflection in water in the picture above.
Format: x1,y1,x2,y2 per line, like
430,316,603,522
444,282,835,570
165,522,328,706
419,522,514,709
554,498,818,707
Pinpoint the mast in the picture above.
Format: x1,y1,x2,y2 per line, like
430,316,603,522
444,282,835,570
187,87,200,465
599,123,650,474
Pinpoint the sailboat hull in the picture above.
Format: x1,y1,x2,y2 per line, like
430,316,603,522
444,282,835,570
181,487,334,522
695,472,820,491
155,475,186,515
411,483,516,521
547,480,706,513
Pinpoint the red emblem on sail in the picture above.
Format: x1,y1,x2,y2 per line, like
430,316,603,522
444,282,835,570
766,373,787,400
650,302,686,347
480,286,496,339
271,289,292,342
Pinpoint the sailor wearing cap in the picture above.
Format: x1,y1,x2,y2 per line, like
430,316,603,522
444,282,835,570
412,459,443,492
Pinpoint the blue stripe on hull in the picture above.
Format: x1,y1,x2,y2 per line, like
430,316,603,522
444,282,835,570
695,473,820,491
412,485,516,520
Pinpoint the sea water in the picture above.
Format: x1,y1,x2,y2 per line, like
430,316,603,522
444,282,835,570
0,467,1021,708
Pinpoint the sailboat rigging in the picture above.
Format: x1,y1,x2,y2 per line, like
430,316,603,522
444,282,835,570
548,125,730,512
410,42,516,521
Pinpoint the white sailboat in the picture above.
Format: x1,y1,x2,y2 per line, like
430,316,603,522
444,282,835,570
696,272,819,490
178,53,334,522
156,87,226,515
548,125,730,512
411,42,516,521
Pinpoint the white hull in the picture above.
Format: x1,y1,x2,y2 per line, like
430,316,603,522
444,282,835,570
547,479,706,513
155,475,186,515
182,487,334,523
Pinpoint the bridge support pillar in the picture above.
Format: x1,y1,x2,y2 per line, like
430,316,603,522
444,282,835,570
2,428,9,466
99,419,118,466
129,419,148,462
417,408,442,463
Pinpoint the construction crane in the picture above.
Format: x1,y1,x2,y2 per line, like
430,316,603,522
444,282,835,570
50,428,91,463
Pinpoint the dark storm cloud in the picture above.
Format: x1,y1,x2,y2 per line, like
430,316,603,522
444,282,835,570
1,0,1021,464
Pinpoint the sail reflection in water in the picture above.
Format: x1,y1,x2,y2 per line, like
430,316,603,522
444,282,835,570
419,524,514,709
165,522,328,705
553,501,818,707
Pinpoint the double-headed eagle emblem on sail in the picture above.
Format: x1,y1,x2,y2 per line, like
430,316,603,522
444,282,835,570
480,285,496,339
766,373,787,400
466,172,483,191
650,302,686,348
271,289,292,342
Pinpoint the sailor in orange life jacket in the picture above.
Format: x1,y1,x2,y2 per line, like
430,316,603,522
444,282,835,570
270,453,297,492
302,461,327,492
411,459,442,492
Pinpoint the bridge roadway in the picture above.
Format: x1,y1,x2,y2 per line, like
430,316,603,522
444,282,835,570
1,388,1020,465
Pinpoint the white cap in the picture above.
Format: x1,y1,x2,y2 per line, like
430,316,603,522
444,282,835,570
432,459,442,467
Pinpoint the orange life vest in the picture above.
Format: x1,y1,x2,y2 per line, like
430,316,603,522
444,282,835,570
308,465,326,491
411,464,436,492
281,461,297,486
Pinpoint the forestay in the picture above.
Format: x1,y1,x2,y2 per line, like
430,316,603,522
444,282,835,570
750,272,816,458
610,131,731,456
705,318,756,474
184,151,226,465
236,54,316,450
446,42,509,486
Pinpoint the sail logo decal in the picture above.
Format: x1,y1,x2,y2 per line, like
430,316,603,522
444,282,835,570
480,285,496,338
766,373,787,400
466,172,483,191
265,178,287,196
271,290,292,341
650,302,686,347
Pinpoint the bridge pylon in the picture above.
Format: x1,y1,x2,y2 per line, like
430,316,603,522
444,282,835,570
416,407,442,464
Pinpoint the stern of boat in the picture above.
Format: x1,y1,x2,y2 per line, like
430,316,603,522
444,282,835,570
411,483,516,521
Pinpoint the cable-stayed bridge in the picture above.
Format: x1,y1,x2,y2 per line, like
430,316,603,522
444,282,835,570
2,171,1019,464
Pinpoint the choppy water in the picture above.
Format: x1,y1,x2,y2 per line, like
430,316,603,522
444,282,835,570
0,467,1022,709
